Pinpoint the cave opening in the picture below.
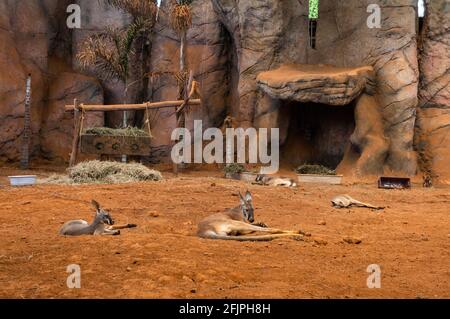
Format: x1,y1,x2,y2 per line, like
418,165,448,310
281,101,356,170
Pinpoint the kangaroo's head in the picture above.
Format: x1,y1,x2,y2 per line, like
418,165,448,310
255,174,265,183
238,191,254,223
91,200,114,225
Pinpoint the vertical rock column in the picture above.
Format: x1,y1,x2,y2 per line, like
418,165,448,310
416,0,450,184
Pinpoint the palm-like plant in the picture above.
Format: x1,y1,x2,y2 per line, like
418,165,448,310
77,0,158,126
170,0,194,99
169,0,194,172
77,19,152,82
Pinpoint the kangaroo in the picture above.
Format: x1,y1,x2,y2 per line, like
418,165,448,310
59,200,137,236
254,174,297,188
331,194,384,210
197,191,303,241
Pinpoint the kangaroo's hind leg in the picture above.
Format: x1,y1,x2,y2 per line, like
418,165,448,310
94,228,120,236
109,224,137,230
228,221,296,235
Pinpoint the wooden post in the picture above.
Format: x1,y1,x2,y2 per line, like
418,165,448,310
20,74,32,170
69,99,82,167
173,71,194,175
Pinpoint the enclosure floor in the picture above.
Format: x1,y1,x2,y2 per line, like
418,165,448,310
0,167,449,298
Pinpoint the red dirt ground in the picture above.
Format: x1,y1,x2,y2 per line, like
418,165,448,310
0,164,449,299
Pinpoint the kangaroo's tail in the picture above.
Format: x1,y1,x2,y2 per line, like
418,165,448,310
202,233,303,242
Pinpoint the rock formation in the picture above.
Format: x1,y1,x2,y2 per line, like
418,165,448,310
0,0,448,182
257,64,388,174
416,0,450,184
211,0,420,176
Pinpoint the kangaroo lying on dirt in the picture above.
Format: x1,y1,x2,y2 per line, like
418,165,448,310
197,191,302,241
254,174,297,188
331,195,384,210
59,200,137,236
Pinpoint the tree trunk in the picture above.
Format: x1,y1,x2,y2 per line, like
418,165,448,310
174,31,188,174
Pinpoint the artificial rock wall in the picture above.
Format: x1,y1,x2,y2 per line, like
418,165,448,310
0,0,449,182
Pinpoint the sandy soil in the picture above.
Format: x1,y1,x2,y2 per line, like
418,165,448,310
0,165,449,299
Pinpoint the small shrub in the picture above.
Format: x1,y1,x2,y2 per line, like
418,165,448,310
223,163,245,175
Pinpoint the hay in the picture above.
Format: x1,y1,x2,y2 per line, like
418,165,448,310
39,174,74,185
40,161,162,185
68,161,162,184
295,164,336,175
83,126,149,137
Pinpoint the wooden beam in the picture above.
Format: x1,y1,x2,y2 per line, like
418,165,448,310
65,99,202,112
69,99,82,167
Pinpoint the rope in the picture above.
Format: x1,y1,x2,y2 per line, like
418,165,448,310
78,108,86,152
145,103,154,138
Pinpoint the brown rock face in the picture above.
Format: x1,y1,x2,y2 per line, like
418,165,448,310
144,0,233,161
0,0,449,179
0,0,106,162
0,1,46,161
212,0,420,175
256,64,388,173
41,73,104,162
416,0,450,184
257,64,374,106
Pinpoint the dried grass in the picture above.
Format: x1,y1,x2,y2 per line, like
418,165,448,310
83,126,149,137
40,161,162,185
170,3,193,34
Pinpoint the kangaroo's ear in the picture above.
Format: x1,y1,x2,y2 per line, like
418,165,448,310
245,191,252,202
91,200,100,211
238,192,246,204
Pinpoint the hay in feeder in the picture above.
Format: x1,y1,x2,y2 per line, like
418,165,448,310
83,126,149,137
295,164,336,175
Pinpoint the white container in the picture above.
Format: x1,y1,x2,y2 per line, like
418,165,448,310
297,174,343,185
8,175,37,186
239,172,258,183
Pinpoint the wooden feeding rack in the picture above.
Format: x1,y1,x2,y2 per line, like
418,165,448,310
65,81,201,167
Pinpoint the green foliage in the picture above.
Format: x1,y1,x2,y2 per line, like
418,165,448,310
309,0,319,19
78,1,157,82
223,163,245,175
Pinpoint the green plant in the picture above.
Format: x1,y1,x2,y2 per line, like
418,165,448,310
78,1,157,83
77,0,158,127
223,163,245,175
295,164,336,175
309,0,319,19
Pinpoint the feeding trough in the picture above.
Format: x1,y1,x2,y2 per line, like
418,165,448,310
80,132,152,156
295,164,342,185
297,174,343,185
378,177,411,189
65,80,202,170
8,175,37,186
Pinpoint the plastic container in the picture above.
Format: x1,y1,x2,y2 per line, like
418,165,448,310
8,175,37,186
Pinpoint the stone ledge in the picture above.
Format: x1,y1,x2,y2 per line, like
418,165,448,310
257,64,375,106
